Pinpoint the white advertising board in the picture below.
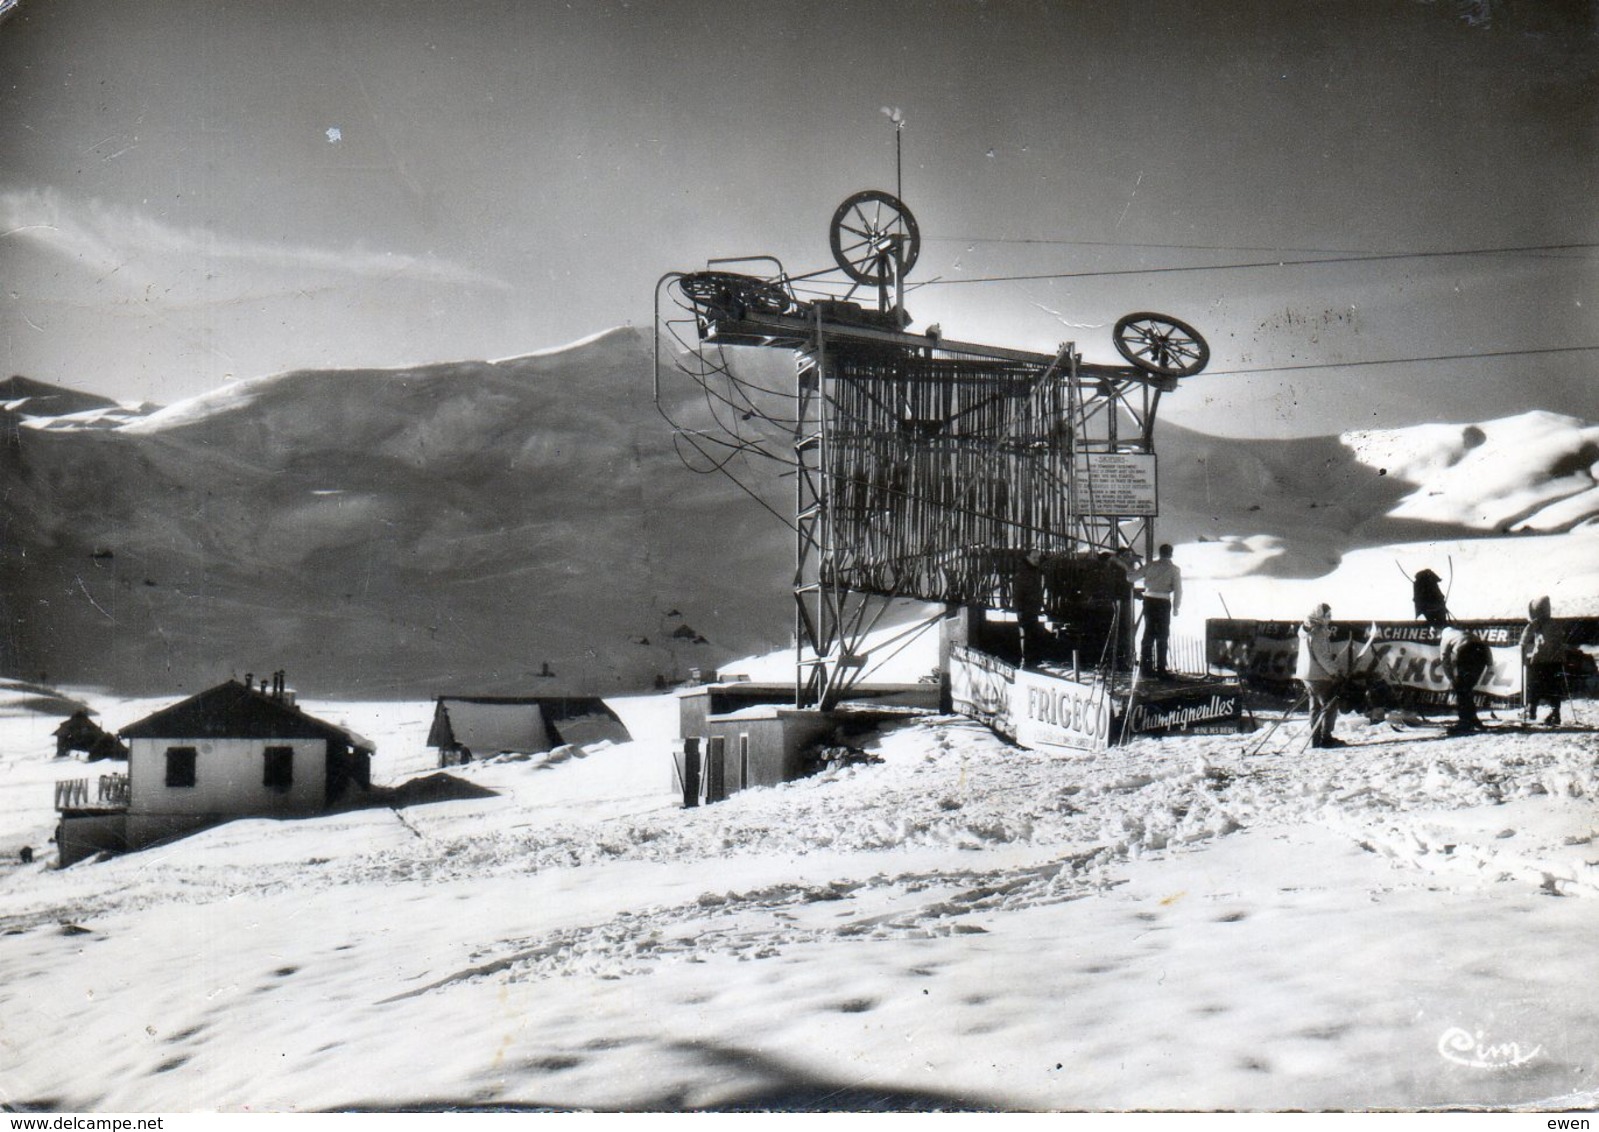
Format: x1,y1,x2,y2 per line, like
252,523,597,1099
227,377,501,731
950,647,1113,753
1012,668,1113,753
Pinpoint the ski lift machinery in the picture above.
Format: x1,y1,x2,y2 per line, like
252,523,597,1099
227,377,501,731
655,191,1211,711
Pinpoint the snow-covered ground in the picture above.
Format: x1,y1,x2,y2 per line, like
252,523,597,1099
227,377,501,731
4,373,1599,1113
2,676,1597,1113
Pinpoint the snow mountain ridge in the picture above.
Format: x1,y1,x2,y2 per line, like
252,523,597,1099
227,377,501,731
0,329,791,696
1,329,1595,695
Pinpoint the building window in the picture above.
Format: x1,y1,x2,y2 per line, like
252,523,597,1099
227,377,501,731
165,746,197,788
263,746,294,793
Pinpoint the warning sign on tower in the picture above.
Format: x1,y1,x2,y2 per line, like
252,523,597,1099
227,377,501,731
1070,453,1158,516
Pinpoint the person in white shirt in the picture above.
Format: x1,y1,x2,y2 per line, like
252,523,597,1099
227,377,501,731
1294,602,1346,748
1136,543,1182,678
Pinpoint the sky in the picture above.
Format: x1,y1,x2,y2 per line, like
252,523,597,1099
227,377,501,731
0,0,1595,436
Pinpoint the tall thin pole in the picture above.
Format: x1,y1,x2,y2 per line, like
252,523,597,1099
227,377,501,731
896,123,903,202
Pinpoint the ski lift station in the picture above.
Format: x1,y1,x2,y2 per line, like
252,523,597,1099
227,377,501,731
655,181,1252,803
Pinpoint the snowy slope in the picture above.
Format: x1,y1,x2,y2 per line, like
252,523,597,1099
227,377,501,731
1154,410,1599,626
1,689,1597,1112
0,375,132,421
1186,524,1599,625
9,381,1599,1109
0,329,793,696
1343,412,1599,532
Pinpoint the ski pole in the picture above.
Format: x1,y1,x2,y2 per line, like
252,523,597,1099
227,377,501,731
1244,687,1309,757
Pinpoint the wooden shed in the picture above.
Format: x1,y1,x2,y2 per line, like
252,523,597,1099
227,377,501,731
427,696,629,765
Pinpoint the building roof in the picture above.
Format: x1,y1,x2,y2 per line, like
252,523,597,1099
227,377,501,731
427,696,628,753
119,680,375,751
428,700,554,754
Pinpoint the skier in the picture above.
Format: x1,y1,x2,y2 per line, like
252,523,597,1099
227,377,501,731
1519,595,1565,726
1413,568,1449,627
1294,602,1346,748
1439,620,1493,734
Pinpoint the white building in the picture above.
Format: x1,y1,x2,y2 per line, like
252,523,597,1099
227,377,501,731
55,674,373,865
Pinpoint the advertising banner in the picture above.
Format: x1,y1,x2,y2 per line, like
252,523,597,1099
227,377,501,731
949,645,1016,740
1204,619,1539,704
950,646,1113,752
950,645,1254,749
1124,683,1245,737
1013,668,1113,752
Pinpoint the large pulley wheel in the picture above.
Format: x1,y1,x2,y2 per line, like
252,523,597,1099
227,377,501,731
1112,312,1210,377
677,271,796,321
829,190,921,285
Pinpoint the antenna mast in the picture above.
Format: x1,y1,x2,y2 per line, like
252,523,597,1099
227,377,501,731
881,106,905,202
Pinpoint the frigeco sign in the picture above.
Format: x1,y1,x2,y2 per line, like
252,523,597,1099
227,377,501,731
1012,669,1113,752
949,647,1111,753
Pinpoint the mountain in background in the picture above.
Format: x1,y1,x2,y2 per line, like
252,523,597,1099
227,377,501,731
2,330,1595,696
0,374,153,431
0,374,122,416
1155,409,1599,621
0,329,794,697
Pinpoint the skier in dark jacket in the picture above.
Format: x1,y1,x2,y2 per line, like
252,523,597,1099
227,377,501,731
1439,621,1492,734
1413,568,1448,627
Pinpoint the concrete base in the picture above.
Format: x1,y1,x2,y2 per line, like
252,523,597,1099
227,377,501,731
678,703,910,805
56,811,261,866
55,813,128,867
704,706,836,796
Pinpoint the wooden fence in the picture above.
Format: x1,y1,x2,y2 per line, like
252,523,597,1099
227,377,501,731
55,773,129,811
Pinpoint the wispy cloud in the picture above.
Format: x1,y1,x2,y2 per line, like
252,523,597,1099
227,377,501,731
0,187,511,298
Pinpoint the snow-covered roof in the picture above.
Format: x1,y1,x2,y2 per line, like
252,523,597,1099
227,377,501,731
428,699,556,755
119,680,375,751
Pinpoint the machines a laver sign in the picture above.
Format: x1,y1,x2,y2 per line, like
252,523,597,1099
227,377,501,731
1199,618,1599,705
1069,453,1158,517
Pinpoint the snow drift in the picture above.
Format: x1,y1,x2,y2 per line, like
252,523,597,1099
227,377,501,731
2,687,1598,1111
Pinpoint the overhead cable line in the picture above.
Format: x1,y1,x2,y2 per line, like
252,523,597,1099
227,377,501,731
671,434,796,532
928,236,1375,256
1204,343,1599,376
914,241,1599,287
